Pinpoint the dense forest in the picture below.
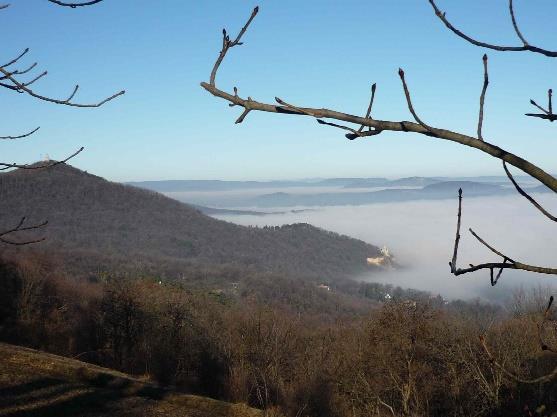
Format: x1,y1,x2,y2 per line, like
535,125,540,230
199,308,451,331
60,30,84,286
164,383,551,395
1,252,556,417
0,163,381,281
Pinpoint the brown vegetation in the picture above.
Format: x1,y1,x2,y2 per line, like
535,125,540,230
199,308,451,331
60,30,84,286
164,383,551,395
2,254,557,416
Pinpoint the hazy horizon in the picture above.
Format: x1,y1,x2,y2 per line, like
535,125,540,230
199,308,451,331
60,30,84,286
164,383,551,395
125,173,548,183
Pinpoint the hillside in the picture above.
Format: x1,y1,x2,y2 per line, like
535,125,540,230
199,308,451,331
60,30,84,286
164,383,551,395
0,343,260,417
0,163,381,280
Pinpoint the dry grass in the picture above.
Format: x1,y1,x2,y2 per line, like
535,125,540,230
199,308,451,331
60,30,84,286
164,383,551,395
0,343,261,417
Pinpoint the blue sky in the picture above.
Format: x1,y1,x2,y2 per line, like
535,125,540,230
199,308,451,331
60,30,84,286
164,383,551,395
2,0,556,181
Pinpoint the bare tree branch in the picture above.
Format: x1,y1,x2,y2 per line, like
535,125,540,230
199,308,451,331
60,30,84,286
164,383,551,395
525,112,557,122
0,64,124,107
469,228,513,261
316,119,362,139
357,83,377,133
447,190,557,278
509,0,529,46
477,54,489,141
503,161,557,222
209,6,259,87
529,98,550,115
449,188,462,274
282,87,383,140
432,0,557,125
0,44,123,108
398,68,435,134
0,217,47,245
1,48,29,68
0,126,40,140
200,6,557,194
526,89,556,122
47,0,104,7
0,147,84,171
428,0,557,57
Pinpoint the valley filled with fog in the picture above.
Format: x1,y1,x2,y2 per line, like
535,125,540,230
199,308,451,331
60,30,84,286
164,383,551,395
156,179,557,302
217,195,557,301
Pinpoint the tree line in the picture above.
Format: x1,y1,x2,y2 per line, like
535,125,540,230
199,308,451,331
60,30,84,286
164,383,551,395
1,252,556,417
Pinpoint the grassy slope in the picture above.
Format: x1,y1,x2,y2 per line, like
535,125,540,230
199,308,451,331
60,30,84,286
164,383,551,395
0,343,260,417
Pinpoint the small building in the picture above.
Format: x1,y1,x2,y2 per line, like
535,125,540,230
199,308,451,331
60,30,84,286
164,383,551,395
317,284,331,291
367,245,394,267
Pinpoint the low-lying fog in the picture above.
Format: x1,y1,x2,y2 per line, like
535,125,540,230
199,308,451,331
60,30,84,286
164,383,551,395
212,194,557,301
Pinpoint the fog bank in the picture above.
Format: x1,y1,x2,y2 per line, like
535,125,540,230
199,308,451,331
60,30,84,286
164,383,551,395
214,194,557,301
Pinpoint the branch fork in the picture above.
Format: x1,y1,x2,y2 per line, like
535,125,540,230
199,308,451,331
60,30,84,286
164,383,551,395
449,189,557,280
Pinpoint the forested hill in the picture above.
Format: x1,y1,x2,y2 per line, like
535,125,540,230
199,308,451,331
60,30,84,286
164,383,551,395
0,163,381,280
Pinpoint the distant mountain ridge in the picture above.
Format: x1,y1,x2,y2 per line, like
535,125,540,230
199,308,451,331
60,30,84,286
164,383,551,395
0,163,381,280
248,181,529,207
128,175,546,193
129,175,552,209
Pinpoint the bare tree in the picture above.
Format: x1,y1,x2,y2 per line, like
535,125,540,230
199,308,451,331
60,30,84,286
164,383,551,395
202,3,557,381
0,0,124,245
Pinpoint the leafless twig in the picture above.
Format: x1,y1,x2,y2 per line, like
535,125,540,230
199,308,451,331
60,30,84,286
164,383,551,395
47,0,104,7
449,188,462,273
209,6,259,87
0,46,124,108
0,217,47,245
358,83,377,133
477,54,489,140
398,68,435,134
0,147,84,171
0,66,124,107
509,0,529,46
503,161,557,222
428,0,557,57
0,127,40,140
526,89,556,122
